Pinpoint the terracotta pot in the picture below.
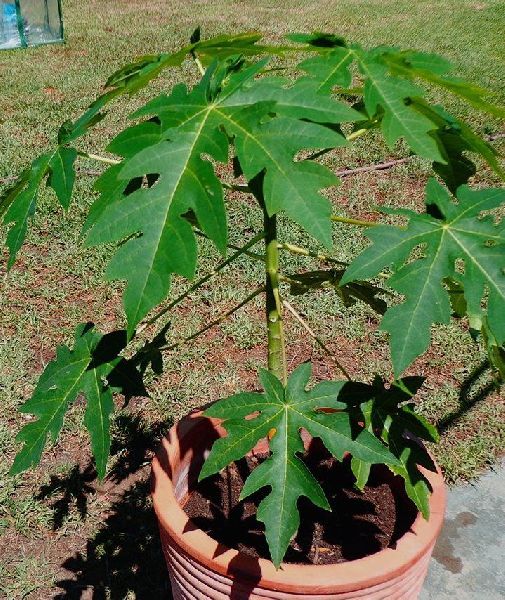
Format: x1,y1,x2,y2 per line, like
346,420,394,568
151,411,446,600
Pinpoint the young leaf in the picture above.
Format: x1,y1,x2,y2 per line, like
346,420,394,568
201,365,400,567
342,179,505,375
11,324,141,479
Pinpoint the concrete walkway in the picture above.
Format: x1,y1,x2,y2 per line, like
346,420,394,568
420,461,505,599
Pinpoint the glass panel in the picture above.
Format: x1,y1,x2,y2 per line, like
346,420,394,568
18,0,62,46
0,1,21,49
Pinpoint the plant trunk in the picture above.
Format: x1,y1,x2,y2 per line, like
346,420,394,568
264,209,287,383
249,174,287,383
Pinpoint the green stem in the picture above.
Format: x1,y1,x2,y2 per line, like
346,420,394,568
330,215,378,227
221,181,251,193
264,210,288,384
137,232,265,334
278,242,348,266
190,49,206,76
346,127,370,142
157,286,265,353
78,151,121,165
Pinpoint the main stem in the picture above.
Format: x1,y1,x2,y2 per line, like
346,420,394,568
264,209,287,384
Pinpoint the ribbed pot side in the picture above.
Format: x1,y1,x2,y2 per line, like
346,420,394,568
151,412,446,600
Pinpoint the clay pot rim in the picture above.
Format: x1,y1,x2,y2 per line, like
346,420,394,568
151,412,446,594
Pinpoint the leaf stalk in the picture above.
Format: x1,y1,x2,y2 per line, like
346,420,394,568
137,232,266,334
158,286,265,353
282,299,352,381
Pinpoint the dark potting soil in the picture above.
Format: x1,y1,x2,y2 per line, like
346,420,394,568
183,448,418,565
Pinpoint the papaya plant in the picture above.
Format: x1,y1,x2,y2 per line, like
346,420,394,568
2,30,504,567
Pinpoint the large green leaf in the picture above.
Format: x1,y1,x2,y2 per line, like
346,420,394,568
200,364,399,566
84,58,360,334
298,45,447,160
229,112,346,246
342,179,505,375
2,36,278,268
298,43,502,168
11,324,142,478
83,64,251,335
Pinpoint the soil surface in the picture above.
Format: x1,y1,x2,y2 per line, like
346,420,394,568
183,449,418,565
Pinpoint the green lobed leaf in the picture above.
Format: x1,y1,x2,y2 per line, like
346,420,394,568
10,324,142,479
230,76,362,123
342,179,505,375
345,376,437,517
298,46,355,93
359,57,445,162
201,364,399,567
85,57,359,334
229,111,347,247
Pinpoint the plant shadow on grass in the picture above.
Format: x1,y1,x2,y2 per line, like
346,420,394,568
37,414,173,599
437,360,499,434
54,479,172,599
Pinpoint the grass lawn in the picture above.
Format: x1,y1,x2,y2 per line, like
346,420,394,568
0,0,504,597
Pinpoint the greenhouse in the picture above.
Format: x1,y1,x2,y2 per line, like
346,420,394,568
0,0,63,49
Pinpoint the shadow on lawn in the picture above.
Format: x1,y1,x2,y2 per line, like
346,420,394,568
437,360,499,434
41,414,173,599
54,479,171,599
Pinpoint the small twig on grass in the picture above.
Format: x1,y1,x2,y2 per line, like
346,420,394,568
335,157,412,177
487,132,505,141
